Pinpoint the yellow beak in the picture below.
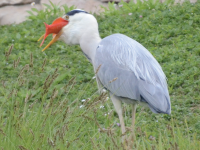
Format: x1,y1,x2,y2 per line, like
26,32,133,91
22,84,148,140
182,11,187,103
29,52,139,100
38,29,64,52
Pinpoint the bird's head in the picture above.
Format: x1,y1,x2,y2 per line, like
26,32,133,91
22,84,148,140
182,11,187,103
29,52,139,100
38,9,98,52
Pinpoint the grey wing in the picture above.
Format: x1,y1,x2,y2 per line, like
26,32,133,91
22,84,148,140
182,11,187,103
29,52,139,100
94,34,171,114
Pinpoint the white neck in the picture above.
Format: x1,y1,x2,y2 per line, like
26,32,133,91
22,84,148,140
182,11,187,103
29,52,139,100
79,29,101,64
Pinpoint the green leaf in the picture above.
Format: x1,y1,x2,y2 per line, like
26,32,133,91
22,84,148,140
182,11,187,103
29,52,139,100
26,10,34,16
31,8,40,13
42,3,52,10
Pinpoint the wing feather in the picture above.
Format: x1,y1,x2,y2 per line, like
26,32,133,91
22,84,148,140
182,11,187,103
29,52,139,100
94,34,171,114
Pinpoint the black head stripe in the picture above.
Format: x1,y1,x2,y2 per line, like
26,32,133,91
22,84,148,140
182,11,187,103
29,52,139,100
66,10,89,16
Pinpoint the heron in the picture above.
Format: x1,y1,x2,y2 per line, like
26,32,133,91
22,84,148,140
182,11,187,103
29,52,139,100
38,9,171,139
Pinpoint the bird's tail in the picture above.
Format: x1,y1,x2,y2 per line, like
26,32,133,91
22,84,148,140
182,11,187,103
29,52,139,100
40,23,49,47
139,80,171,114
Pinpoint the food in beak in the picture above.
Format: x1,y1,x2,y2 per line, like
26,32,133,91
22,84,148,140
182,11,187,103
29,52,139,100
38,17,68,51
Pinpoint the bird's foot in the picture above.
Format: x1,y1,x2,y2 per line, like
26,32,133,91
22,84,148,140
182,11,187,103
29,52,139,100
121,128,136,149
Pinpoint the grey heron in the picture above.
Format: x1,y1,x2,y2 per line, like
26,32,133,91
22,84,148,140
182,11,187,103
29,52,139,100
38,9,171,139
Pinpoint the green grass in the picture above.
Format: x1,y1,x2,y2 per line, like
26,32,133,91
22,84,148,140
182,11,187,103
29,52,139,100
0,0,200,149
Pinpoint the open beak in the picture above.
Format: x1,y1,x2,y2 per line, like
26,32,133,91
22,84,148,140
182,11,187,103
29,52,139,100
38,17,68,52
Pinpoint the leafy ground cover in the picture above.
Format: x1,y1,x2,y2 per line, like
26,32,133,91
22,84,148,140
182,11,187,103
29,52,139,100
0,0,200,149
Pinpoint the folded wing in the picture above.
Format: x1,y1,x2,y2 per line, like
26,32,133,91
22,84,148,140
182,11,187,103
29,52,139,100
94,34,171,114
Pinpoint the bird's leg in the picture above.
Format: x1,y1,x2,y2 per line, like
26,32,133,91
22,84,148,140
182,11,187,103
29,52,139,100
110,94,126,138
132,104,137,130
128,104,137,145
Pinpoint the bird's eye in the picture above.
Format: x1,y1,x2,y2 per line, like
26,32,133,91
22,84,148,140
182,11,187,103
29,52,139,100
65,15,69,20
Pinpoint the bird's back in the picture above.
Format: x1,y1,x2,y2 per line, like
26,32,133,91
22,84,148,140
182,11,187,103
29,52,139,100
94,34,171,114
